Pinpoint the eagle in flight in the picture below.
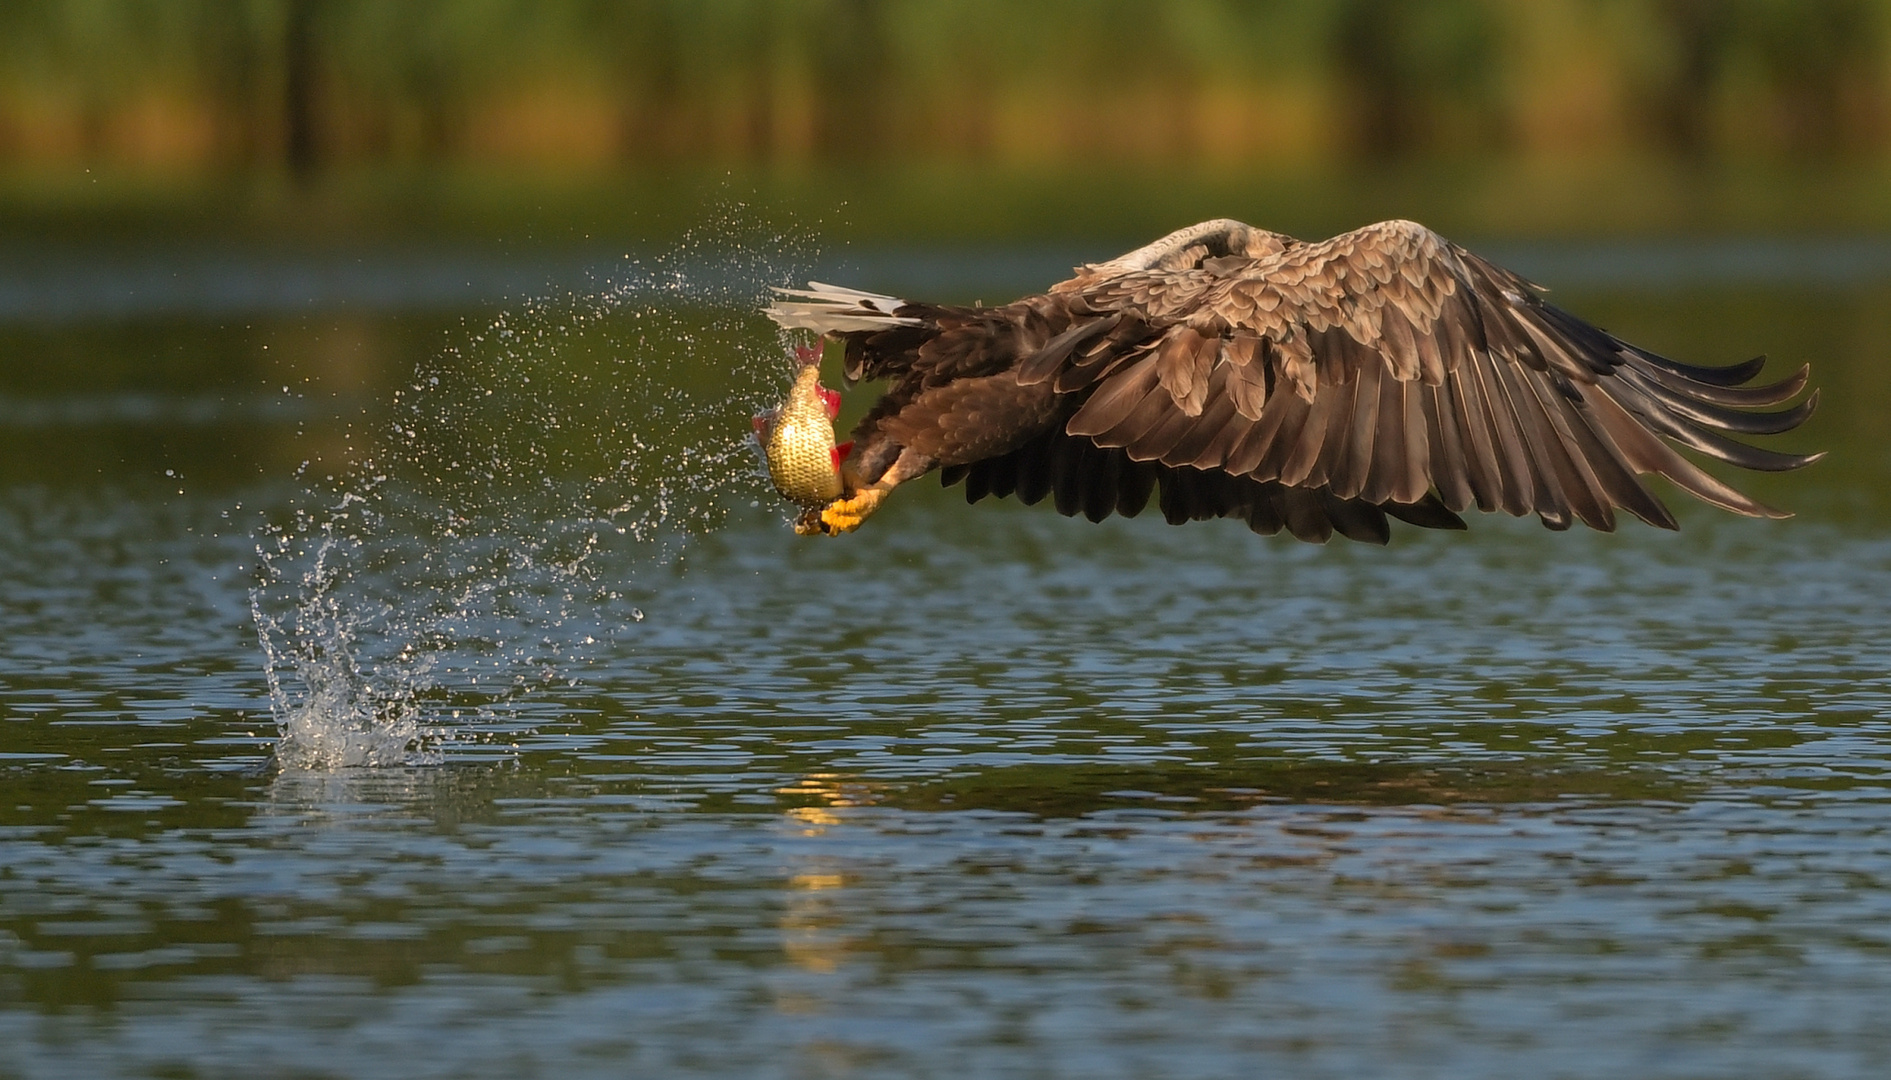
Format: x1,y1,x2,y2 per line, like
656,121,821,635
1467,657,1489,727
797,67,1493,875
766,218,1818,543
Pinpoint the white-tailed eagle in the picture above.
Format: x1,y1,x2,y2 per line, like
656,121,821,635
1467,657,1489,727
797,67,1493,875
767,219,1818,543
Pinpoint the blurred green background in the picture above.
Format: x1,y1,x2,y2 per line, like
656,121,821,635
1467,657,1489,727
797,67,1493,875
6,0,1891,246
0,0,1880,508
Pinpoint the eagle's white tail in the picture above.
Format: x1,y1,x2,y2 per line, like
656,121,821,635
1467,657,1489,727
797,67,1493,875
766,282,920,334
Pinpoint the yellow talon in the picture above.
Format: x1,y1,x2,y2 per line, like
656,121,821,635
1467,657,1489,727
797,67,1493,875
800,487,888,536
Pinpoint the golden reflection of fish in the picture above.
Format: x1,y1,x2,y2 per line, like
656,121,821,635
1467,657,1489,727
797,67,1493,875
752,345,852,514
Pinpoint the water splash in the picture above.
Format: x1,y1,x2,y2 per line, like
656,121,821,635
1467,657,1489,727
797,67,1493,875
252,212,810,769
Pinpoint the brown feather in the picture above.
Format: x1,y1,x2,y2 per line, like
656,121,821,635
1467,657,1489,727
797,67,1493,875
1016,314,1119,385
1125,397,1203,462
1279,381,1342,488
1384,493,1468,530
1444,367,1502,512
1117,460,1158,517
1488,357,1571,527
1013,433,1054,505
1094,376,1178,449
791,217,1815,545
1336,353,1382,499
1155,327,1215,416
1067,356,1161,438
1279,488,1334,543
1358,364,1402,505
1515,368,1612,530
1225,366,1305,478
1422,383,1474,512
1079,442,1121,522
1323,492,1392,545
1549,400,1677,529
1051,434,1086,517
1580,384,1784,518
1465,351,1536,516
1164,366,1240,465
1394,378,1432,504
1223,334,1269,420
1527,380,1620,531
1246,382,1316,481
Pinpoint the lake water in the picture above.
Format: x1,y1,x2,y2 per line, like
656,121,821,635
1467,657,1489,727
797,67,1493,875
1,239,1889,1079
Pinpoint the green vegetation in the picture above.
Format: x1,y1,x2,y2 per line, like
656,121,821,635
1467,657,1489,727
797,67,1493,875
5,0,1889,169
3,1,1890,243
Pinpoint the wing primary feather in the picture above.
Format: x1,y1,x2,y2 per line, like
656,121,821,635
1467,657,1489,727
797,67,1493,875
1443,368,1501,512
1544,384,1678,529
1363,362,1407,504
1579,384,1787,518
1463,357,1532,515
1616,392,1825,472
1489,357,1573,528
1613,366,1821,437
1623,344,1768,387
1396,378,1432,504
1516,368,1615,530
1422,382,1475,512
1626,356,1811,408
1336,353,1381,499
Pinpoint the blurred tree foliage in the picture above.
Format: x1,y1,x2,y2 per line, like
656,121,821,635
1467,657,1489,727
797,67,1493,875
0,0,1887,174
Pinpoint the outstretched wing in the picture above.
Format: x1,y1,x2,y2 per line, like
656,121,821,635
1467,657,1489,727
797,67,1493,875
940,423,1469,544
1032,219,1819,531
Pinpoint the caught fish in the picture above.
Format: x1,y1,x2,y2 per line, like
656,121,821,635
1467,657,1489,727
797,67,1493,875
753,346,853,508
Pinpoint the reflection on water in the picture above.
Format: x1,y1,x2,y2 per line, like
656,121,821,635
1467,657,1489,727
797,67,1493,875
1,261,1890,1078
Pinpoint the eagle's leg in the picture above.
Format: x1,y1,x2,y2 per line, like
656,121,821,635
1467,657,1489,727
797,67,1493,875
798,448,935,536
809,485,888,535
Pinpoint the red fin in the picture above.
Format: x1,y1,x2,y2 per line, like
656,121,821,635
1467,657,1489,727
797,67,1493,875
818,386,842,419
751,412,771,436
793,345,819,364
831,441,853,473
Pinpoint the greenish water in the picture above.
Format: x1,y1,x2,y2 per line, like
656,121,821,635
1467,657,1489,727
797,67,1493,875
1,247,1888,1078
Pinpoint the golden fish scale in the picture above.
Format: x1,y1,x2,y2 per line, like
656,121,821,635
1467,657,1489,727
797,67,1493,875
764,364,843,507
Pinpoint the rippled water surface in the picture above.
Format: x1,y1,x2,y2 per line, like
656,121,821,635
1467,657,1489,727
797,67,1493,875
2,252,1889,1079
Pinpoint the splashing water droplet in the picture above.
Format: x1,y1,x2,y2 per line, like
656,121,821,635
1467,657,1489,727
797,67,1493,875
252,209,813,769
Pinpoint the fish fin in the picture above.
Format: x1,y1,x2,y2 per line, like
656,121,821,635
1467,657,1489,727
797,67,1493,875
818,386,842,419
831,441,854,473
